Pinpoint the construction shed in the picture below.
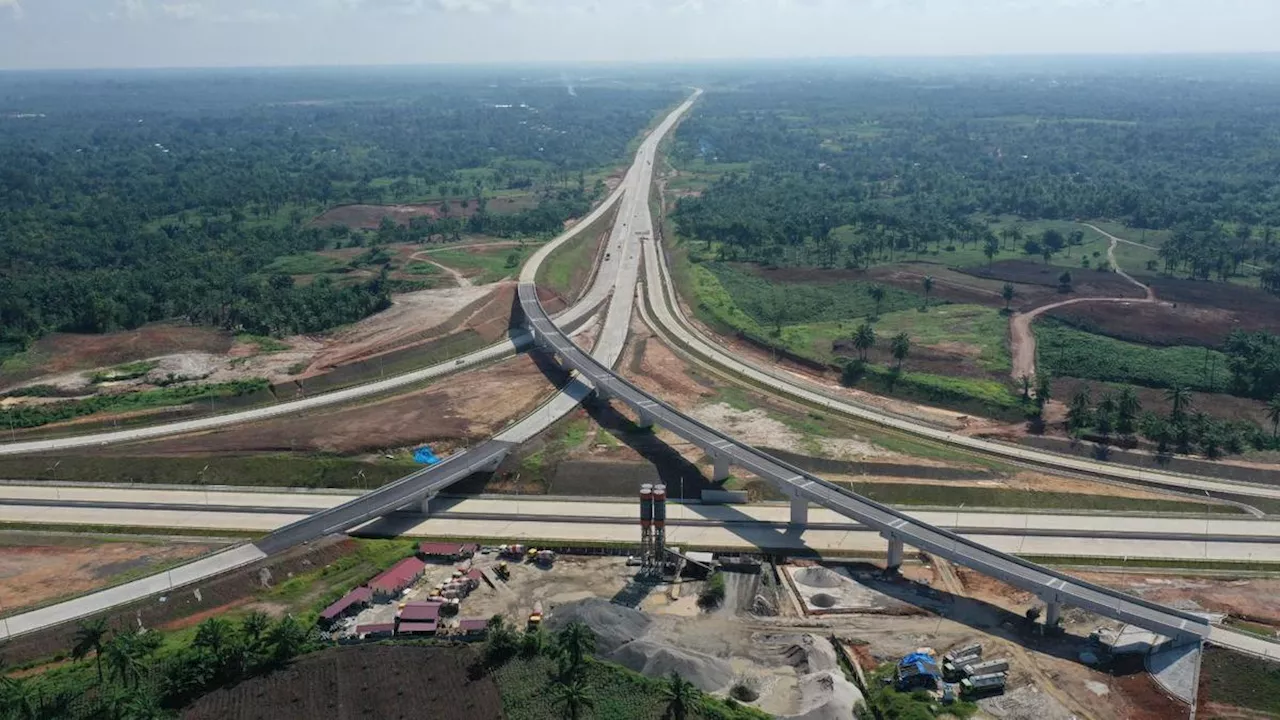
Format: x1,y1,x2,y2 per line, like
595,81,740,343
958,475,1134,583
397,621,437,636
355,623,395,639
896,652,941,691
456,619,489,638
418,542,479,561
370,557,427,601
399,601,443,623
319,586,373,626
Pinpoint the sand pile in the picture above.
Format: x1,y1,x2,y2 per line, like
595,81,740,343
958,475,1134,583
789,670,863,720
548,598,734,692
794,567,845,589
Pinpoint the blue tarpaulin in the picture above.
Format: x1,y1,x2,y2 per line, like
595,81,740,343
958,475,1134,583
413,446,440,465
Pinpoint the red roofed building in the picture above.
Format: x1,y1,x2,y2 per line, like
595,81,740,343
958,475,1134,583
397,621,437,635
456,618,489,638
355,623,395,638
369,557,426,601
398,601,442,622
319,586,372,626
417,542,479,561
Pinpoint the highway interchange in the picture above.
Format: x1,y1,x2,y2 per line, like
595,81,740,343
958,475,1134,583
3,90,1280,659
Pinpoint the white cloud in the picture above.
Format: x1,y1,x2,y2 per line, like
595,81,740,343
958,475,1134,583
0,0,23,20
161,2,203,19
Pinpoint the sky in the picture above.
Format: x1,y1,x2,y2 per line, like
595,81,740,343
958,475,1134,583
3,0,1280,70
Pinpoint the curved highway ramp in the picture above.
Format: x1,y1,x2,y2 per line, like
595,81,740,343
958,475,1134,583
517,282,1210,643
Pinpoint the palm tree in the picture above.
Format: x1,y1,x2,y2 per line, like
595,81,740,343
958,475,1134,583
72,617,110,684
554,622,597,678
890,332,910,370
1118,387,1142,420
551,676,594,720
103,633,148,689
1035,373,1052,410
983,234,1000,267
867,285,886,319
921,275,935,309
1268,394,1280,439
662,672,700,720
1001,283,1016,312
266,615,309,663
241,611,272,662
1000,224,1024,251
852,323,876,362
1165,385,1193,422
1020,374,1032,401
1067,388,1092,432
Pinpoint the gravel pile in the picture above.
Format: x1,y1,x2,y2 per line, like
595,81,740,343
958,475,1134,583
547,598,734,692
609,639,735,692
793,567,844,589
786,635,864,720
545,598,651,655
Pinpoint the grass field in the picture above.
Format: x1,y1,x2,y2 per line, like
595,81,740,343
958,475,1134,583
787,304,1011,370
430,245,534,284
1200,646,1280,716
0,379,271,430
0,453,416,489
1035,319,1229,392
536,203,618,300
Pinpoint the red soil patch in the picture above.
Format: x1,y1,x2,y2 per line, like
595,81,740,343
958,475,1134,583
0,541,222,615
1151,277,1280,317
958,260,1147,299
132,354,554,455
183,645,502,720
0,323,232,387
1046,301,1246,348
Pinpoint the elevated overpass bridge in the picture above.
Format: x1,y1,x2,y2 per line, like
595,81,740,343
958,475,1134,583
516,282,1210,643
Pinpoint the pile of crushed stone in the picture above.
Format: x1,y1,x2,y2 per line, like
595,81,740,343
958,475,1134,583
793,567,845,589
546,598,734,692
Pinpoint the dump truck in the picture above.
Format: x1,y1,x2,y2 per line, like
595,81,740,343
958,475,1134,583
943,643,984,680
961,659,1010,678
527,601,544,631
960,672,1007,698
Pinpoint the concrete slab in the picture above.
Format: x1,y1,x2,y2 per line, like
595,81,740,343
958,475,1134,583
1146,641,1201,705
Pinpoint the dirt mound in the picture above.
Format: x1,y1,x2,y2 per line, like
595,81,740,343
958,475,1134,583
545,597,651,655
609,639,734,692
794,567,845,589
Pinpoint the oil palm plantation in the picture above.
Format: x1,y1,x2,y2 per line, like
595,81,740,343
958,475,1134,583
554,622,597,678
852,323,876,362
890,332,910,370
551,676,594,720
72,617,110,684
663,672,700,720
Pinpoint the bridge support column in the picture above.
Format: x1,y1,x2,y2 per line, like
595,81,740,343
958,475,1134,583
635,410,654,430
712,455,731,482
1044,601,1061,629
885,536,904,572
790,496,808,526
419,493,437,517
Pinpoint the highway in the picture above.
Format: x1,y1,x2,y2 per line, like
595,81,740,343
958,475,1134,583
3,487,1280,560
0,92,701,643
638,215,1280,504
520,284,1221,642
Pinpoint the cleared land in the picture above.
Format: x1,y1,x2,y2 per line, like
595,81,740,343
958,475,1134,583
0,534,225,615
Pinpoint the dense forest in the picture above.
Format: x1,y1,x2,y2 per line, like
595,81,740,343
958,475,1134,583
0,70,678,355
671,63,1280,283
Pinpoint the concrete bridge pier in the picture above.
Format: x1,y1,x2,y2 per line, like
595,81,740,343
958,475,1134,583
635,408,654,429
885,535,904,571
790,496,808,526
419,493,437,517
712,454,731,482
1044,601,1062,629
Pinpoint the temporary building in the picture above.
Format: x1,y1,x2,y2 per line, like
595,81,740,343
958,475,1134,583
397,621,437,635
370,557,427,600
319,586,373,625
399,601,443,622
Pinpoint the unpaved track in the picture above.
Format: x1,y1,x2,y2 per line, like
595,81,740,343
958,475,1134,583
409,250,472,288
1008,230,1159,380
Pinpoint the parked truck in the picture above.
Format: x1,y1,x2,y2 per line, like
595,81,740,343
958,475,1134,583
527,601,544,631
961,659,1011,678
960,672,1007,698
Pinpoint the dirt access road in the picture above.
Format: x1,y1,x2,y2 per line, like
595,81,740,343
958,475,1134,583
1009,226,1160,380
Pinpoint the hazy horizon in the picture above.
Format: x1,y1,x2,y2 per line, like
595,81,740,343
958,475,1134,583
4,0,1280,71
